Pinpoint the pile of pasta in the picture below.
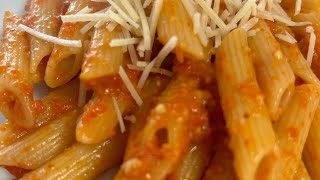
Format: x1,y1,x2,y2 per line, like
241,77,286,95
0,0,320,179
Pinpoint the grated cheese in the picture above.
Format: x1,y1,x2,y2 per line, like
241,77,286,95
120,0,140,22
275,30,297,44
110,38,140,47
80,21,97,34
124,115,137,123
215,35,221,48
146,0,164,61
136,61,148,67
133,0,151,50
127,64,173,77
61,14,111,23
306,26,316,66
18,24,82,47
143,0,153,8
181,0,198,18
195,0,228,32
193,13,201,34
247,29,258,37
122,28,139,64
108,11,133,32
256,10,275,21
154,36,178,67
240,17,259,31
119,66,143,106
76,6,93,15
107,0,139,28
137,60,157,89
112,97,126,133
228,0,256,25
220,10,230,22
295,0,302,16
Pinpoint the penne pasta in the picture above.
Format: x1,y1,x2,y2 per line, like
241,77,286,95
80,26,123,84
116,60,212,180
0,110,79,170
248,20,295,121
76,75,170,144
0,79,79,149
21,132,127,180
257,85,320,179
76,93,134,144
157,0,206,61
215,28,277,180
23,0,65,78
266,22,320,86
303,106,320,179
293,161,311,180
0,11,35,128
272,84,320,179
45,0,104,88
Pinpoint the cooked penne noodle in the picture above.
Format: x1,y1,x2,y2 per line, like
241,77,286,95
157,0,205,61
248,20,295,121
272,84,320,179
76,75,170,144
293,161,311,180
0,110,79,170
21,132,127,180
215,28,277,180
0,79,79,149
169,143,212,180
76,93,134,144
116,61,212,179
80,26,123,84
267,22,320,86
23,0,64,77
0,11,35,128
303,106,320,179
45,0,104,88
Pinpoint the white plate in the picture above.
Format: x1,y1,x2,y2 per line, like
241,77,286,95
0,1,116,179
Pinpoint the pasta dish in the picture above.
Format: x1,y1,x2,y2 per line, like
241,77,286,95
0,0,319,179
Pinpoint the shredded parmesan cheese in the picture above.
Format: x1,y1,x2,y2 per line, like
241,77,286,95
76,6,93,15
80,21,96,34
110,38,140,47
124,115,137,123
120,0,140,22
112,97,126,133
119,66,143,106
127,64,173,77
122,28,139,64
275,31,297,44
107,0,139,28
133,0,151,50
154,36,178,67
61,14,111,23
306,26,316,66
195,0,228,32
193,13,201,34
295,0,302,16
18,24,82,47
137,60,157,89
